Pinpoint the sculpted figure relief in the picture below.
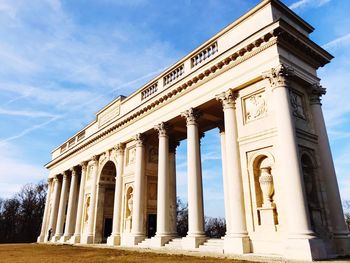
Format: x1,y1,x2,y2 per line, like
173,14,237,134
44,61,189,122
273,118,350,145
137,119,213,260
245,92,267,122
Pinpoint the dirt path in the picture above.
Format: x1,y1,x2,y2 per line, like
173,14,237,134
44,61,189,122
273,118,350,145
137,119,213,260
0,243,255,263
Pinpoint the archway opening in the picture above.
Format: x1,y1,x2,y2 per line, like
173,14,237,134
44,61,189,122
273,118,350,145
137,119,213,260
95,160,116,243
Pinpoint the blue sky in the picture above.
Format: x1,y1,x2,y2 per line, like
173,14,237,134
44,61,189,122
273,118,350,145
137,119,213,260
0,0,349,218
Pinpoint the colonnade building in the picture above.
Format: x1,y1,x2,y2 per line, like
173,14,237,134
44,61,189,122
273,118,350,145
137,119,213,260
38,0,350,260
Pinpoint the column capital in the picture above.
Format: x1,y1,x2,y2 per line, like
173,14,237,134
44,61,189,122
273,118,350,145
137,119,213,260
216,89,238,110
53,175,59,182
263,64,294,89
63,171,70,180
80,161,88,169
134,133,146,147
70,166,79,177
169,140,180,153
91,155,99,163
181,107,201,126
154,122,170,137
218,123,225,133
114,143,126,154
309,83,326,105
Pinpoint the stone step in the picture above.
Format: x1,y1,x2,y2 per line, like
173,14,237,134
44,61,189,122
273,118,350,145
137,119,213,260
198,239,224,254
138,238,152,248
164,238,182,249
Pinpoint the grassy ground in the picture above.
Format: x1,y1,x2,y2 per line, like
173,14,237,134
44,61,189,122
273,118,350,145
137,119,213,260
0,243,257,263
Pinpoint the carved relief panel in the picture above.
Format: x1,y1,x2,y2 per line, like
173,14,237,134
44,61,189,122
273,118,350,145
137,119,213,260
243,90,267,123
290,90,306,119
126,147,136,166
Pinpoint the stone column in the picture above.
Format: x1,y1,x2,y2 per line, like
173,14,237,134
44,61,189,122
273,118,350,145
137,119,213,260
54,171,70,241
82,155,99,244
107,143,126,246
130,133,146,245
263,65,325,260
37,178,53,243
169,140,179,236
309,84,350,255
218,126,231,234
216,90,250,254
47,175,61,241
70,161,87,244
152,122,172,247
62,167,79,242
181,108,206,249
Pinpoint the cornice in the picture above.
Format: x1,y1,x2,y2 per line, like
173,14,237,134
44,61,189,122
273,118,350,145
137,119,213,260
46,21,329,170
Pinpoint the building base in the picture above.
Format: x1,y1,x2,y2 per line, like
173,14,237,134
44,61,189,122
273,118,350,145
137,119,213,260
121,234,145,246
182,235,207,249
80,235,94,244
52,235,62,242
150,235,173,247
333,234,350,256
37,235,45,243
285,237,327,261
224,235,250,254
68,235,81,244
107,234,121,246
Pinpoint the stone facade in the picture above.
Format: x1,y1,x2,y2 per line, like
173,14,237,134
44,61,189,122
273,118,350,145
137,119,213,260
37,0,350,260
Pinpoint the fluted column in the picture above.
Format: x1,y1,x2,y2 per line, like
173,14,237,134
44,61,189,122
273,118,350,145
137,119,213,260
181,108,206,249
309,84,350,255
62,167,79,242
218,126,231,234
264,65,325,260
130,133,146,244
37,178,53,243
107,143,126,246
54,171,70,241
169,140,179,236
216,90,249,254
47,175,61,241
70,161,87,244
82,155,99,244
152,122,172,247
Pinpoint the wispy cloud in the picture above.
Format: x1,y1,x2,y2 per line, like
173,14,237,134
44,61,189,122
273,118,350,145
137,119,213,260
322,33,350,49
0,108,59,118
289,0,331,10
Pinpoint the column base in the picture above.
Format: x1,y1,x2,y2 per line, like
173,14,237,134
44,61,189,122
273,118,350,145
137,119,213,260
182,235,207,249
37,235,45,243
121,234,145,246
285,237,327,261
80,235,95,244
59,235,73,243
332,234,350,256
224,235,250,254
52,235,62,242
150,235,173,247
107,234,121,246
68,235,81,244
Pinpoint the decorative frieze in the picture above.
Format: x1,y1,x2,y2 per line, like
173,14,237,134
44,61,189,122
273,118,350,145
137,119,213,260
191,42,218,68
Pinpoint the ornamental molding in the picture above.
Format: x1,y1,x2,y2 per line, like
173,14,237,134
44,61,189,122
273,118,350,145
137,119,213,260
47,23,330,169
154,122,170,137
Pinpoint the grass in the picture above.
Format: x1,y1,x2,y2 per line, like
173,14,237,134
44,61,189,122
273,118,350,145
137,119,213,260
0,243,257,263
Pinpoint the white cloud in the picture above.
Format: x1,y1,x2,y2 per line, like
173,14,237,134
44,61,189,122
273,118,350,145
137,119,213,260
289,0,331,10
0,108,59,118
322,33,350,50
0,142,47,198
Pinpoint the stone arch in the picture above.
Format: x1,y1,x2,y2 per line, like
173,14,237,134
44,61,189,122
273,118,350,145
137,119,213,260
95,160,116,243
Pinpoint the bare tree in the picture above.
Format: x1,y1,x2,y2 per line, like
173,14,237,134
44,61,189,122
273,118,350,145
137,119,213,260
344,201,350,230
